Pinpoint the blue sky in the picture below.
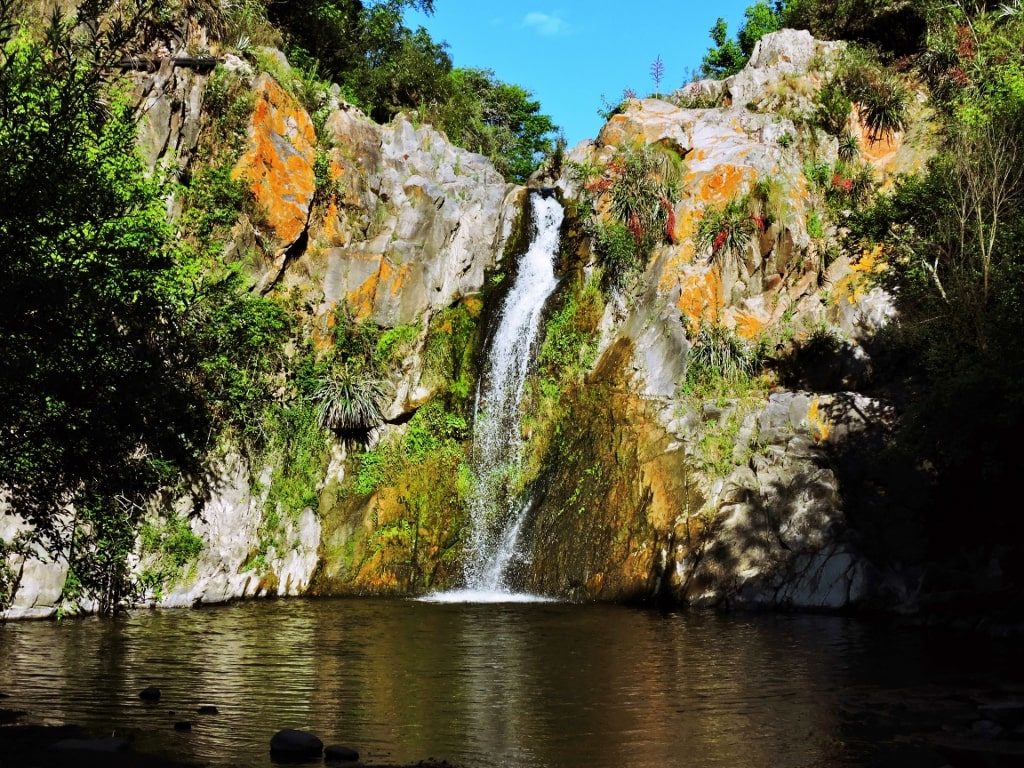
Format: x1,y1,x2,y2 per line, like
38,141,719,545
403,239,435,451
406,1,753,147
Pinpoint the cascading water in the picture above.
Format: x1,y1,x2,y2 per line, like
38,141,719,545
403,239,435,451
424,192,562,603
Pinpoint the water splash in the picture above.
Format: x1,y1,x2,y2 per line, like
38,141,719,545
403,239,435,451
427,193,563,603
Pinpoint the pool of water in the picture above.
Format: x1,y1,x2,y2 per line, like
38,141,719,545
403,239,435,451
0,599,1020,767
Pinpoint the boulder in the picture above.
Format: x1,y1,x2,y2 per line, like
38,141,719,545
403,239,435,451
270,728,323,761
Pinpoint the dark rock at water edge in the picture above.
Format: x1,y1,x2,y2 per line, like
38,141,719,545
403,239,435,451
270,728,324,762
1,707,26,724
139,686,161,702
196,704,219,714
174,721,192,731
51,736,131,753
325,743,360,762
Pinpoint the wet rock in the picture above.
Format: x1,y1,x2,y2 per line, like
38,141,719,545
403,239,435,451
196,705,219,715
139,686,161,702
174,721,192,732
325,744,360,762
50,736,131,752
270,728,323,761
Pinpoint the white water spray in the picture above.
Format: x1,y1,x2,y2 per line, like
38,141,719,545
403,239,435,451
424,193,563,603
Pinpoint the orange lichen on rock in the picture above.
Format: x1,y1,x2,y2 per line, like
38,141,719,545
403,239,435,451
232,74,317,252
733,310,766,340
695,163,754,203
676,269,724,324
345,257,387,320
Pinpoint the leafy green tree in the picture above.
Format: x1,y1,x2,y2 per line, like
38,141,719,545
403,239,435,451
269,0,448,122
429,68,557,183
701,2,790,78
0,2,288,612
701,18,747,77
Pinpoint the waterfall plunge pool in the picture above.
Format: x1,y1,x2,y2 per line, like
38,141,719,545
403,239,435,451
2,598,1020,768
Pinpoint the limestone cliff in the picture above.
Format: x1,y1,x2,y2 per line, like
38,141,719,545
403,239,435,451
3,29,937,618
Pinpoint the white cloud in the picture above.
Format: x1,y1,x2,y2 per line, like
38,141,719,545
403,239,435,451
522,12,566,36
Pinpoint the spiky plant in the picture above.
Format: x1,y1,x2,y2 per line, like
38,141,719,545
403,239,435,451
838,132,860,162
609,144,681,252
849,163,876,205
684,323,763,392
313,365,387,434
696,195,756,260
858,75,907,141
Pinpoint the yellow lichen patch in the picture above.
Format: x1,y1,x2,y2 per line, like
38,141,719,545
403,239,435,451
676,269,724,324
808,397,832,442
232,75,317,251
462,295,484,318
733,310,766,340
384,263,412,299
834,244,887,306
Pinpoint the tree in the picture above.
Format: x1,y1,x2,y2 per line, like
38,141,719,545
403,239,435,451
0,1,288,612
700,2,788,78
428,68,557,183
269,0,449,122
701,18,747,78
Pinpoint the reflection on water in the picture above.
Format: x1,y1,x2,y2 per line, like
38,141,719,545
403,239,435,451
0,599,1019,767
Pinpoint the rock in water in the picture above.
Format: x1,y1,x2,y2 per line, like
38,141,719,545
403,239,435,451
174,721,192,732
196,704,219,715
139,686,161,702
270,729,323,761
325,744,360,762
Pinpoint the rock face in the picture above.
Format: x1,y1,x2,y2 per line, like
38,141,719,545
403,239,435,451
2,43,519,618
296,110,516,327
2,31,932,617
232,73,317,290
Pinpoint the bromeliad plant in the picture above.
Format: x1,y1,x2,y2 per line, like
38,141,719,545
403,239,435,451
696,194,758,260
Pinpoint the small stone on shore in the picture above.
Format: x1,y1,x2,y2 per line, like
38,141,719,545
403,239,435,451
325,744,360,762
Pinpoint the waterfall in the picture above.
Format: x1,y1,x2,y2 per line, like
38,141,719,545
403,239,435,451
424,192,562,603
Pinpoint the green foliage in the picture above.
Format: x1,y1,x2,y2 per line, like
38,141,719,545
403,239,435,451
537,275,604,382
593,221,640,292
0,533,32,612
682,323,766,397
838,131,861,161
312,365,388,433
261,401,329,520
835,46,909,140
0,4,291,613
138,512,204,593
697,195,757,259
427,68,557,183
815,81,853,134
807,210,825,238
701,18,748,78
701,2,787,78
348,301,478,498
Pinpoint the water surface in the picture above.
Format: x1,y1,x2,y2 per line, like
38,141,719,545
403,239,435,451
0,599,1019,767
